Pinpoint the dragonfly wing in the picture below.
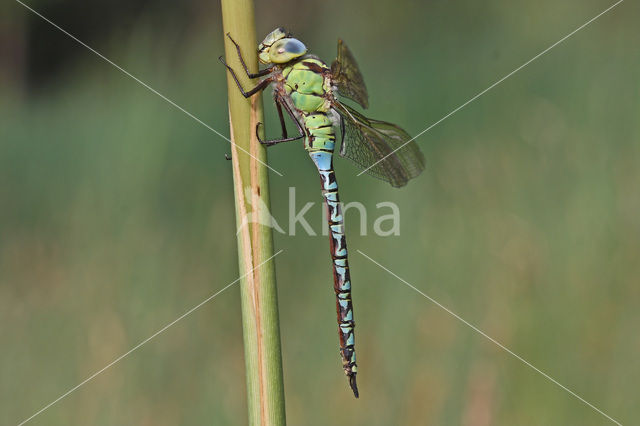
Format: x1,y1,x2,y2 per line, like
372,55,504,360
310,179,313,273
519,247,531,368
334,102,425,187
331,39,369,109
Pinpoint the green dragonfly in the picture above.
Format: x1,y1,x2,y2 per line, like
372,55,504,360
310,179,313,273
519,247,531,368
221,27,425,398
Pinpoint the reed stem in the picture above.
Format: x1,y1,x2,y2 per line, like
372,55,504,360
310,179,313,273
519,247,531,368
220,2,286,424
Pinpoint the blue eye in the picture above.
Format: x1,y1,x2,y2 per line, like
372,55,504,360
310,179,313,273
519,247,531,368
284,39,306,54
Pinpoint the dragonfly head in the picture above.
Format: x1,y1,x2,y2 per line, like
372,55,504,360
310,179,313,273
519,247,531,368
258,27,307,64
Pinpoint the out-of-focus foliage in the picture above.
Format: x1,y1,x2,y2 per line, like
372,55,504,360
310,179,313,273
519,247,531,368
1,0,639,424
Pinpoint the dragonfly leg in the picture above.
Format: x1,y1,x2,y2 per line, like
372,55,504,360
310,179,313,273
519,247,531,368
219,56,273,98
276,101,288,139
279,97,308,138
339,114,346,156
256,122,303,146
257,98,307,146
225,33,273,78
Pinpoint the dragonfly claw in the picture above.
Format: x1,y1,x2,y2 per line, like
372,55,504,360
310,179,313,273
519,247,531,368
256,122,265,144
218,55,230,70
226,32,240,48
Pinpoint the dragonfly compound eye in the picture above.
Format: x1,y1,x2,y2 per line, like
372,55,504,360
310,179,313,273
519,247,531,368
284,39,306,54
269,38,307,63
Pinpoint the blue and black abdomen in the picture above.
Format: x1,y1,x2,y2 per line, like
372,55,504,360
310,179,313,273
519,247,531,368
308,149,358,396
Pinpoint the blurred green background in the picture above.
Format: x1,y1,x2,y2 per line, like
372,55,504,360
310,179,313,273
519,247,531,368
1,0,639,424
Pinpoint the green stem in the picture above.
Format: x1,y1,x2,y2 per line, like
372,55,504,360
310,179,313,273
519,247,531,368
220,2,286,425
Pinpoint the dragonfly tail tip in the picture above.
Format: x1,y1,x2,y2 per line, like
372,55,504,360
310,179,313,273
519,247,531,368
349,374,359,398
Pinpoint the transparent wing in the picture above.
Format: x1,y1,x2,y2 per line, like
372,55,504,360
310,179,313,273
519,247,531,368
334,102,425,187
331,39,369,109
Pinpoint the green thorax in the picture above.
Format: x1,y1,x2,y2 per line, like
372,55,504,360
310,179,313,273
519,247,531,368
280,57,336,152
282,57,332,114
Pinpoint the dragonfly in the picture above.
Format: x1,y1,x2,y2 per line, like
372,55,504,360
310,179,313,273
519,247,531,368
221,27,425,398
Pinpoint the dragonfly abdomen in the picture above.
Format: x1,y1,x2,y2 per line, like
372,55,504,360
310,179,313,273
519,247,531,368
303,113,336,151
308,148,359,398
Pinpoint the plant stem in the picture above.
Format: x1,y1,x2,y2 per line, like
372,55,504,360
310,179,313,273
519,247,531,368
220,2,286,425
